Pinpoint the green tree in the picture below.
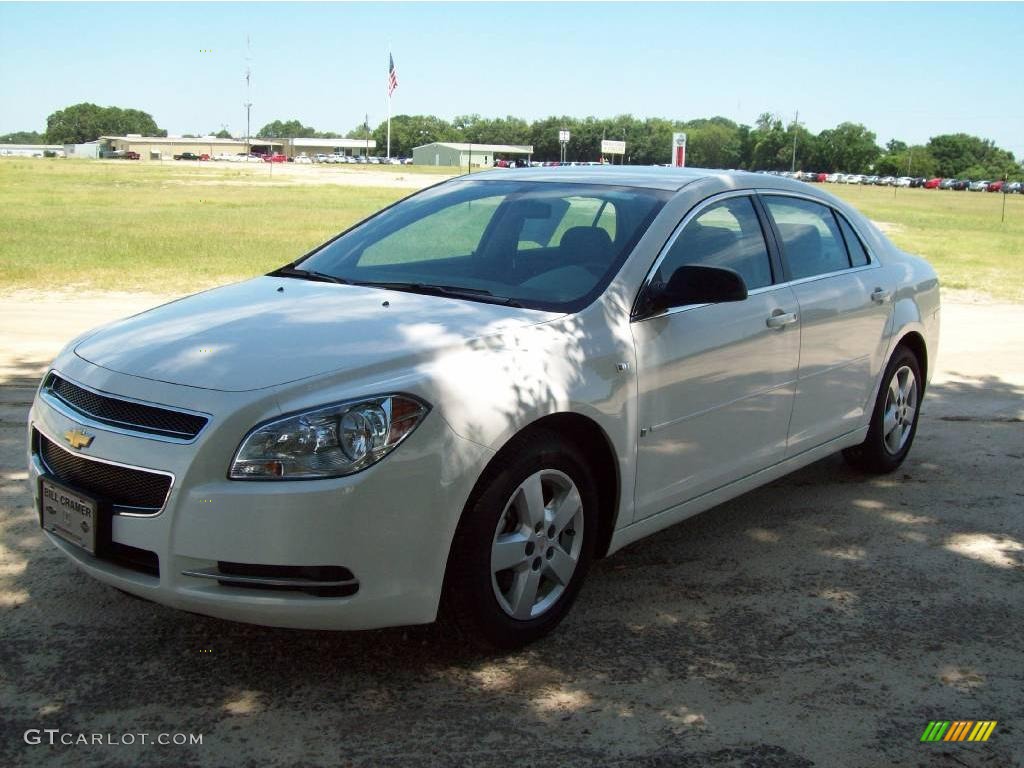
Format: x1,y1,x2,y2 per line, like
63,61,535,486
257,119,318,138
875,146,937,178
1,130,45,144
44,103,164,143
373,114,457,157
213,129,232,139
927,133,1016,178
811,122,880,173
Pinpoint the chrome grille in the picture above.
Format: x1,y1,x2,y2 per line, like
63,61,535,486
44,373,207,439
37,431,172,511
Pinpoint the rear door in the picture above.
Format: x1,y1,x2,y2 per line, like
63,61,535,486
631,194,801,520
759,194,894,455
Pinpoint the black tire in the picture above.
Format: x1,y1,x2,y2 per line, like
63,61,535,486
843,345,923,474
441,428,598,650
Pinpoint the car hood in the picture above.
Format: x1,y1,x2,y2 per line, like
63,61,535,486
74,277,558,391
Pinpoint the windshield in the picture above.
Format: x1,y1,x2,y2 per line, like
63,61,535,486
291,180,669,312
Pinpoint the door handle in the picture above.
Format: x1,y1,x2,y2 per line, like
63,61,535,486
766,311,798,329
871,288,893,304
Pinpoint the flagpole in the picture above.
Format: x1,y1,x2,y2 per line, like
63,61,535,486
386,46,391,160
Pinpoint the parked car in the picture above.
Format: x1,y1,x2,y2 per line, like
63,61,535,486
986,180,1004,192
1005,181,1022,194
895,177,912,187
938,178,957,190
826,173,842,183
923,178,942,189
28,168,939,648
294,154,312,165
952,179,971,191
173,152,202,161
263,153,287,163
909,177,926,188
969,180,990,191
879,176,896,186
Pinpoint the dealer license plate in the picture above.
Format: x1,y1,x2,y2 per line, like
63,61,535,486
40,478,98,554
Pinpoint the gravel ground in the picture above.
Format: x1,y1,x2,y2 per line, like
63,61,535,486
0,292,1021,768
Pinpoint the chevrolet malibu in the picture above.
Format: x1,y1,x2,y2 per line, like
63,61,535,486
28,167,940,648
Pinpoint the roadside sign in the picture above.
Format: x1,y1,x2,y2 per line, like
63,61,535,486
672,132,687,167
601,140,626,155
558,130,571,143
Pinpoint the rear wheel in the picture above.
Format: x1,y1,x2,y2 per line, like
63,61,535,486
843,346,923,473
442,430,598,649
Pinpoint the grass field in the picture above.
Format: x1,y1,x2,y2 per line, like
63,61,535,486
1,158,1021,300
824,183,1023,300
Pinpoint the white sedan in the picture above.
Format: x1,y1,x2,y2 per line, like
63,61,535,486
27,168,939,648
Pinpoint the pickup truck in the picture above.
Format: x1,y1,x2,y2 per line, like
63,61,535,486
173,152,208,161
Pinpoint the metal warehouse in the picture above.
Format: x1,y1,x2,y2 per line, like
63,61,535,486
412,142,533,167
98,135,283,160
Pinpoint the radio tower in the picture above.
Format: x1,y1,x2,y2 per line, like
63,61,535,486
244,36,253,157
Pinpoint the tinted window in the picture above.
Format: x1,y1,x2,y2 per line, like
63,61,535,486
298,181,668,312
836,213,870,267
655,197,773,290
763,196,851,280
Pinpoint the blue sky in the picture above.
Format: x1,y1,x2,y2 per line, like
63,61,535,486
1,2,1022,154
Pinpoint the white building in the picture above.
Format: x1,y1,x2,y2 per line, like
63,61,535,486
0,144,65,157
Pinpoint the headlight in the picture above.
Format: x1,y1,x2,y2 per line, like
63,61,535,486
229,395,429,480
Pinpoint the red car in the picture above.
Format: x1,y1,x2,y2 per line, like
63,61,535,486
263,153,287,163
986,180,1005,192
923,178,942,189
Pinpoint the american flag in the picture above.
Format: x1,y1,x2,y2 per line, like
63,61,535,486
388,53,399,97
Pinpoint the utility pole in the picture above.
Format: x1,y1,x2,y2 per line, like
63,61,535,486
244,36,252,157
790,110,799,172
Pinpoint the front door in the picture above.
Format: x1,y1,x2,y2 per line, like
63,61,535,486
632,195,801,520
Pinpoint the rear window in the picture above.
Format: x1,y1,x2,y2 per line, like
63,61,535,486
835,213,870,267
763,196,851,280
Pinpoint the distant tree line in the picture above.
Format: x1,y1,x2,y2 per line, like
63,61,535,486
4,103,1021,179
340,112,1020,179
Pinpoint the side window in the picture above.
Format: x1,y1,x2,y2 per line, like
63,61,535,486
763,196,851,280
835,213,870,267
656,197,773,290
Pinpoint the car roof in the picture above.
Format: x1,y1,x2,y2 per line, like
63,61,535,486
464,165,787,192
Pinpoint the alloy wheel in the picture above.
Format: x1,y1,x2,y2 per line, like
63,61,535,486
490,469,584,620
882,365,918,454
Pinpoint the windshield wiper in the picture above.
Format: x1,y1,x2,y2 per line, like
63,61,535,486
354,281,522,307
270,266,352,285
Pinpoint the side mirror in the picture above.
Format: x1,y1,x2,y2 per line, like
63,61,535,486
648,265,748,313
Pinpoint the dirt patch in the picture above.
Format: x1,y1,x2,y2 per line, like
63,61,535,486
871,220,905,235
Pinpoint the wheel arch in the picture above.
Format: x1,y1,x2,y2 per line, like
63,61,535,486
893,330,928,394
458,412,622,561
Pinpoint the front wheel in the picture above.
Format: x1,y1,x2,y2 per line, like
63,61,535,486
442,430,598,649
843,346,923,473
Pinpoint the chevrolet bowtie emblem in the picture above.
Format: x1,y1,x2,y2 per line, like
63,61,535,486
64,429,94,450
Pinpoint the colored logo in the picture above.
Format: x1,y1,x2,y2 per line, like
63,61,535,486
921,721,997,742
63,429,94,450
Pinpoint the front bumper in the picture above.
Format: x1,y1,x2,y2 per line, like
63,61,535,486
27,363,493,631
